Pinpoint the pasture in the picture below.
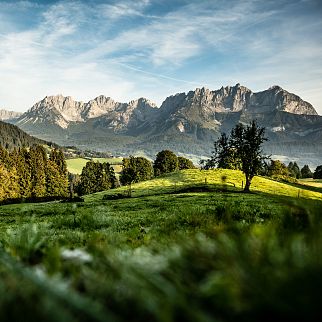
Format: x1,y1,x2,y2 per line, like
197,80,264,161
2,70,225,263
66,157,123,175
0,169,322,322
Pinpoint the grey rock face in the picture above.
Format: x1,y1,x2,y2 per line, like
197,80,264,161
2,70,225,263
16,95,158,130
15,84,317,131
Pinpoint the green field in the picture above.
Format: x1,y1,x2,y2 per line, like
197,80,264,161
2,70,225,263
299,178,322,189
0,169,322,321
66,157,123,175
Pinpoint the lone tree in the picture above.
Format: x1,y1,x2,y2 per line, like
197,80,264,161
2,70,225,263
154,150,178,176
230,121,268,191
206,121,268,192
201,132,241,170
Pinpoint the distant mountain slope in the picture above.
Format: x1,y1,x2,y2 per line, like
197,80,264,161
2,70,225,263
0,109,22,121
12,84,322,165
0,120,52,149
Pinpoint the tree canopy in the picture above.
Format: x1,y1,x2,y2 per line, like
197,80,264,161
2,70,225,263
178,156,195,170
78,161,117,195
204,121,268,191
0,144,69,202
153,150,178,176
313,165,322,179
120,156,153,186
301,165,313,179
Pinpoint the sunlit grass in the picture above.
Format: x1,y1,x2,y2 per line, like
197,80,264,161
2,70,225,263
66,157,123,175
85,169,322,202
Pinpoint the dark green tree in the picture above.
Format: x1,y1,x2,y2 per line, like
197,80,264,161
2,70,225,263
178,156,195,170
267,160,289,177
153,150,178,176
29,146,47,198
229,121,268,192
301,165,313,179
49,148,67,175
48,148,69,197
120,156,153,186
78,161,116,195
45,160,69,197
201,133,241,170
288,162,301,179
313,165,322,179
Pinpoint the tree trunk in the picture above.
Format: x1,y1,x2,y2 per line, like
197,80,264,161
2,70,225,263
244,176,252,192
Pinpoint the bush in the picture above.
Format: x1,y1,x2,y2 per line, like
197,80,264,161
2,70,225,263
178,156,195,170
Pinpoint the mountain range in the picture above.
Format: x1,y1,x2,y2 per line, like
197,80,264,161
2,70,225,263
4,84,322,166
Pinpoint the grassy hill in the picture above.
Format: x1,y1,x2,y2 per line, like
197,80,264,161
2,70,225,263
0,169,322,321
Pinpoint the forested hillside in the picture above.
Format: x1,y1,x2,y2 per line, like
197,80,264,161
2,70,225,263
0,120,54,149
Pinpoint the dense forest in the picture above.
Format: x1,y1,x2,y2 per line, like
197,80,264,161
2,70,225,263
0,121,55,150
0,145,69,202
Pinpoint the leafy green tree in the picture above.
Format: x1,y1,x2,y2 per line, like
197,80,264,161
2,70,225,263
178,156,195,170
120,156,153,185
201,133,241,170
229,121,268,192
267,160,289,177
313,165,322,179
301,165,313,179
78,161,116,195
154,150,178,176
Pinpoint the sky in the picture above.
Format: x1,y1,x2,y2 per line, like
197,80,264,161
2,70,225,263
0,0,322,113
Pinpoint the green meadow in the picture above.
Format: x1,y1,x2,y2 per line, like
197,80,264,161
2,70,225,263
66,157,123,175
0,169,322,321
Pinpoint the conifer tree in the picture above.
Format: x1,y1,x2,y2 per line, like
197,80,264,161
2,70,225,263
29,146,47,198
48,148,69,197
301,165,313,178
45,160,68,197
0,164,20,201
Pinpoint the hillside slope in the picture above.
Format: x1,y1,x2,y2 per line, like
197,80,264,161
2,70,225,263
0,120,53,149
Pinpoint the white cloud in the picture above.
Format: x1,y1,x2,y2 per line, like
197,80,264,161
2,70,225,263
0,0,321,114
99,0,151,19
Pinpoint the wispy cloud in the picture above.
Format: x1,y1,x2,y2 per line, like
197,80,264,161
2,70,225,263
0,0,321,113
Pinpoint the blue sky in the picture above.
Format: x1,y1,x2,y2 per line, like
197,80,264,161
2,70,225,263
0,0,322,113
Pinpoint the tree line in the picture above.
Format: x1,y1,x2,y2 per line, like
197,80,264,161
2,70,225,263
0,145,69,202
76,151,195,195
